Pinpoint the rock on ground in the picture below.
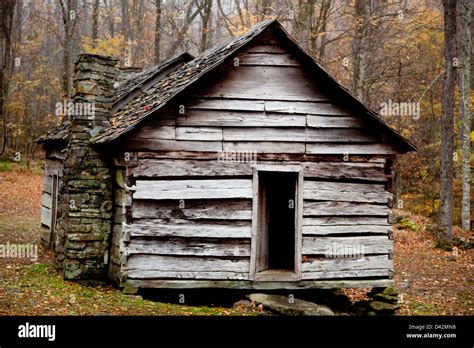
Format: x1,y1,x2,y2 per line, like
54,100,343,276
247,293,334,316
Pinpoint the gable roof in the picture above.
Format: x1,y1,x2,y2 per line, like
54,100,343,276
40,19,417,153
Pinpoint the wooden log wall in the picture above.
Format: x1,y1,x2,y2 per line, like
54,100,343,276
40,147,65,247
115,35,395,287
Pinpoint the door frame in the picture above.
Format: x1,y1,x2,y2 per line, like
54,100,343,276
249,164,303,281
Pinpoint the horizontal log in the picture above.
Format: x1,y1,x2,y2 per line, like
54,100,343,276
176,109,307,127
245,45,287,53
302,269,391,279
306,115,364,128
132,199,252,220
46,148,66,160
130,159,253,177
223,128,375,143
223,141,305,153
303,181,390,203
306,143,398,155
264,100,349,115
303,217,391,226
127,238,250,257
133,179,253,200
235,53,300,66
176,127,223,141
125,270,249,280
130,126,175,140
302,255,392,273
303,201,388,216
303,162,386,181
130,220,252,238
302,236,392,255
125,255,250,272
187,98,265,112
126,139,222,152
124,279,394,289
302,225,391,235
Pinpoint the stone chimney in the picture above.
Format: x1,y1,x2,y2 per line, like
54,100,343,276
55,54,119,280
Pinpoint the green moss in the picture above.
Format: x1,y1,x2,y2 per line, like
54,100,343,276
398,218,420,232
0,160,12,172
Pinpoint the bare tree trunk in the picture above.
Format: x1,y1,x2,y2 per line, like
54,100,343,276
0,0,16,156
121,0,131,65
92,0,99,48
59,0,76,99
458,0,471,231
199,0,212,53
352,0,370,102
438,0,457,242
154,0,162,64
104,0,115,37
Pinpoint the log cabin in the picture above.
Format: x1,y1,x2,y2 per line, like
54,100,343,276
37,19,416,290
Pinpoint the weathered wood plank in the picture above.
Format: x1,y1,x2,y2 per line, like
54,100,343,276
130,220,252,238
130,159,253,177
302,225,391,235
302,269,391,279
245,45,286,53
303,217,391,226
303,201,388,216
176,127,223,141
223,128,375,143
306,115,364,128
302,255,392,272
223,141,305,154
306,143,398,155
125,270,249,280
303,162,386,181
133,179,253,200
303,181,390,203
236,53,300,66
132,199,252,220
125,255,250,272
41,192,52,209
127,238,250,257
176,110,307,127
124,279,394,289
43,176,52,195
130,126,175,140
45,159,64,176
40,206,52,227
187,98,265,112
126,139,222,152
46,148,66,160
302,236,392,255
265,100,350,115
196,66,328,101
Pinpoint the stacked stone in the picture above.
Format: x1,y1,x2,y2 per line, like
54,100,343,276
55,54,119,280
366,287,400,315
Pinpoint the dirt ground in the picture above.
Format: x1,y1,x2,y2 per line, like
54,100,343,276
0,167,472,315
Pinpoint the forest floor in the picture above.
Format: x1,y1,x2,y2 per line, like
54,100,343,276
0,165,472,315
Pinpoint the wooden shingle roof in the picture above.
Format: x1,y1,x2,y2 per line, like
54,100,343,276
39,19,416,153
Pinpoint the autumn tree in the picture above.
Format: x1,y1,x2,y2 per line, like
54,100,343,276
438,0,457,242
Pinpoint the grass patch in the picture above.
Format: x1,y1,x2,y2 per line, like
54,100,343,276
0,160,12,172
398,217,420,232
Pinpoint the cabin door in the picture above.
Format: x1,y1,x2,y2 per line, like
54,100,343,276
252,167,302,280
50,173,59,246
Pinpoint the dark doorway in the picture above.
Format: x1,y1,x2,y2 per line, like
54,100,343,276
256,171,297,273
